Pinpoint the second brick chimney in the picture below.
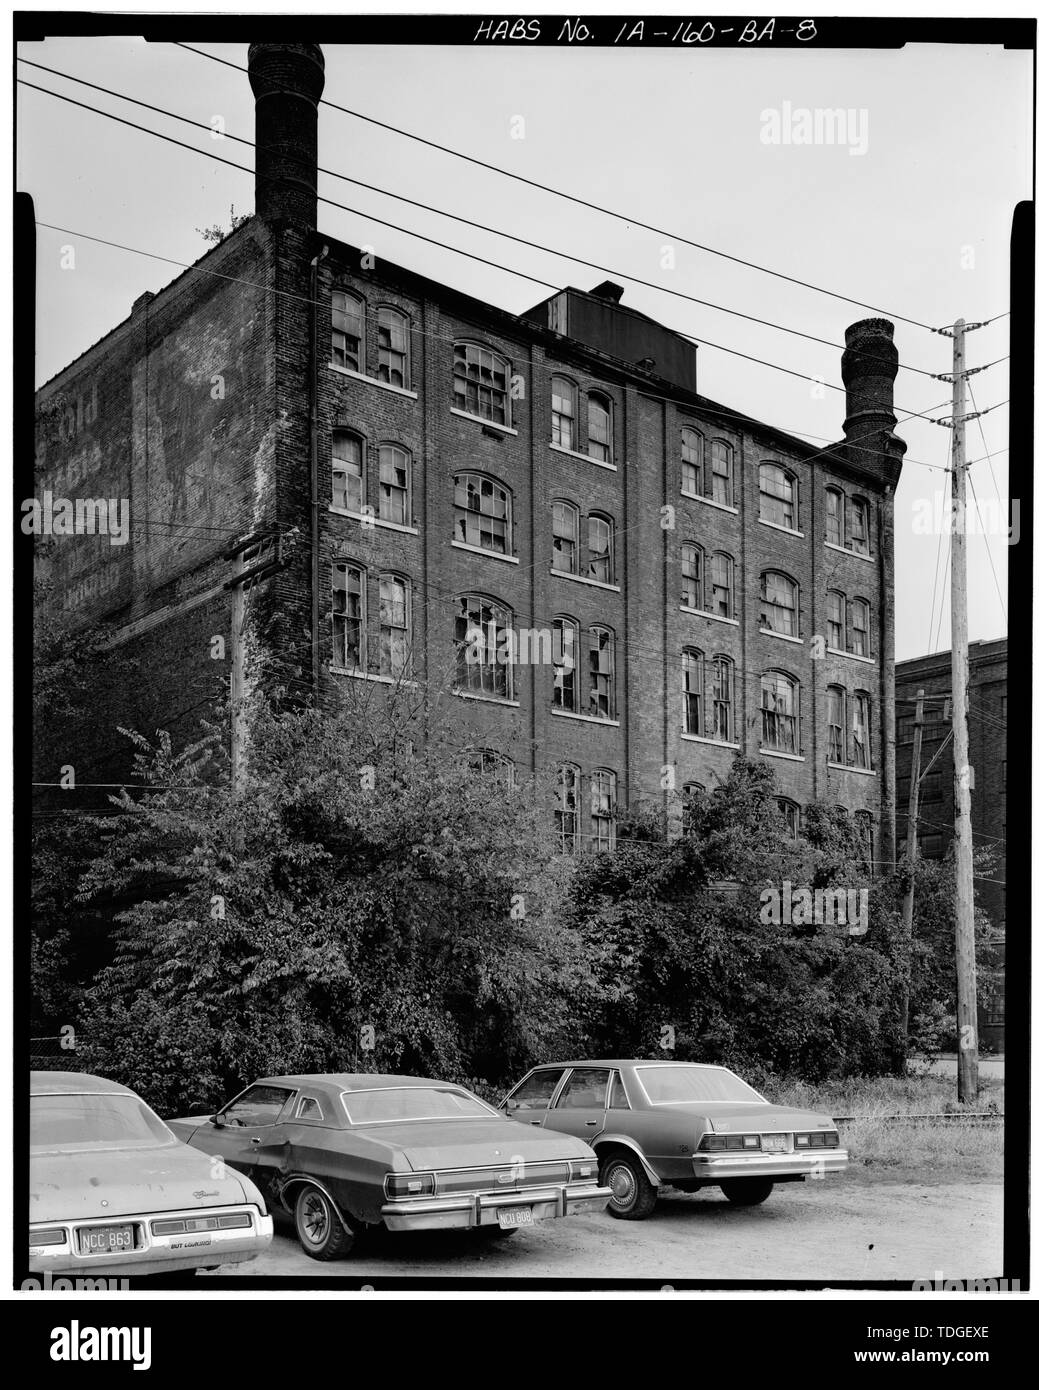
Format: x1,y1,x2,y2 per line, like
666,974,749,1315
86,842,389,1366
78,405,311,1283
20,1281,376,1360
248,43,325,227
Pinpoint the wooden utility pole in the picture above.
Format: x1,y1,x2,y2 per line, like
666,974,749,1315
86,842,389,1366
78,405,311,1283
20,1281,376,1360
900,688,926,1053
939,318,980,1104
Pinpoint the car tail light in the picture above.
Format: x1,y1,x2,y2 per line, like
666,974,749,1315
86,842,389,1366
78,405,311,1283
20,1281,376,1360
794,1131,840,1148
700,1134,761,1152
570,1161,595,1180
385,1172,435,1198
151,1213,253,1237
30,1227,66,1247
217,1213,253,1229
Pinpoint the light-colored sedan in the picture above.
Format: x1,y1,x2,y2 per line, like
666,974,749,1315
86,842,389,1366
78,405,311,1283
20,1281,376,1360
30,1071,273,1277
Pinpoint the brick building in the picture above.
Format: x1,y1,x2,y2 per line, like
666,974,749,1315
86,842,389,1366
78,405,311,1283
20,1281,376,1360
895,638,1007,1045
33,42,906,862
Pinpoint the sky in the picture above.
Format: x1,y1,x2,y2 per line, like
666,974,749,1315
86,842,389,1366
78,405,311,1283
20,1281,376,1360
16,32,1030,660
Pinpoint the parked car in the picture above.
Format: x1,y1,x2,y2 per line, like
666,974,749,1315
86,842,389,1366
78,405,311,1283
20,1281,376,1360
166,1073,612,1260
29,1071,273,1277
501,1060,849,1218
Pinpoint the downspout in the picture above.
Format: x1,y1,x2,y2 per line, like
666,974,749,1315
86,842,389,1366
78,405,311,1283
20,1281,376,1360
310,243,329,700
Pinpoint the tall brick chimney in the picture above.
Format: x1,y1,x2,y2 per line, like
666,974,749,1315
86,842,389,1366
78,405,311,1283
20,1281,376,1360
248,43,325,227
840,318,906,476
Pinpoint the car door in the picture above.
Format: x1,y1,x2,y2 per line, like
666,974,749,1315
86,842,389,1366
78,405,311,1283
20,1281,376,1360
502,1068,569,1129
543,1067,610,1143
203,1084,296,1196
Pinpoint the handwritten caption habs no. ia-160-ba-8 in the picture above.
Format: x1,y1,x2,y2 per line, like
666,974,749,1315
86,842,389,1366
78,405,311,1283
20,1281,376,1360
473,18,818,45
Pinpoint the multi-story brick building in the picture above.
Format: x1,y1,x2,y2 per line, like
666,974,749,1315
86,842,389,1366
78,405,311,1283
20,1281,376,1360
895,637,1007,1045
33,42,905,863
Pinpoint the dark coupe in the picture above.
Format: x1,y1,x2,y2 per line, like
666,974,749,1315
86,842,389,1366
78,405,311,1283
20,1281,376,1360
502,1060,849,1218
167,1073,611,1259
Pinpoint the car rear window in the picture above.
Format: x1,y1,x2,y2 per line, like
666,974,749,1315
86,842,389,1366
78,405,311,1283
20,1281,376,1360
31,1093,176,1150
635,1067,766,1105
342,1087,498,1125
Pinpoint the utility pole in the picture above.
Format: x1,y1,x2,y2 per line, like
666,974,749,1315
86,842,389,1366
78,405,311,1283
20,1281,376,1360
900,687,926,1056
937,318,981,1104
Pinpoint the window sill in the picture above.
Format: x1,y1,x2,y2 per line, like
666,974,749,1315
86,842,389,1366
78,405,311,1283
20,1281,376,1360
330,666,417,686
824,541,874,563
681,733,740,749
328,506,418,535
680,605,738,626
759,627,803,645
680,490,738,516
759,748,806,762
453,689,520,707
758,518,804,538
328,364,418,399
450,407,518,436
827,762,877,777
452,540,519,565
550,568,620,592
550,708,620,727
827,646,875,665
549,441,618,472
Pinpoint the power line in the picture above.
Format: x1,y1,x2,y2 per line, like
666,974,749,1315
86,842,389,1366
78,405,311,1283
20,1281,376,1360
23,75,958,416
967,471,1008,625
19,57,949,381
171,40,958,335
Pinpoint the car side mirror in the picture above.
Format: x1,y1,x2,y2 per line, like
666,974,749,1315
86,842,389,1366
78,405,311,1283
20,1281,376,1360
210,1113,224,1128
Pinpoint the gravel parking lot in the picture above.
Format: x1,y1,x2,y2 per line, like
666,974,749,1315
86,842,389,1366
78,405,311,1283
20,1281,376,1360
209,1178,1002,1283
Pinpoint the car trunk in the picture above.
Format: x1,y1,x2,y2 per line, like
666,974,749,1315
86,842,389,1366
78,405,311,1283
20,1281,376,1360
30,1144,252,1223
367,1118,589,1176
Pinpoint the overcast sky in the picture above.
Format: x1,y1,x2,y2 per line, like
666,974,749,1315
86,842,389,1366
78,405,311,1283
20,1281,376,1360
17,35,1029,660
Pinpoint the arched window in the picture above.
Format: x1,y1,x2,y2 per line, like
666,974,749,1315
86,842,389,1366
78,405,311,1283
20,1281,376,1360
711,439,733,507
556,763,581,852
759,462,798,530
552,500,578,574
378,572,410,678
377,307,409,387
826,590,846,650
453,472,512,554
331,290,364,372
587,392,613,464
851,691,872,770
827,684,846,763
590,769,617,852
587,513,614,584
825,486,844,546
849,496,870,555
855,809,875,874
761,571,799,637
777,797,801,839
681,542,704,610
761,671,800,754
453,342,510,425
711,655,734,741
850,598,871,658
681,426,703,496
378,444,410,526
588,626,614,719
454,594,514,699
332,561,365,670
712,552,734,618
332,430,364,513
681,781,706,833
467,748,515,788
551,376,577,450
682,648,705,736
552,617,578,712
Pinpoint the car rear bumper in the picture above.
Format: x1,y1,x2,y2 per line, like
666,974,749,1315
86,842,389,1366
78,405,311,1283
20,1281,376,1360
691,1149,850,1181
29,1207,273,1277
381,1182,613,1232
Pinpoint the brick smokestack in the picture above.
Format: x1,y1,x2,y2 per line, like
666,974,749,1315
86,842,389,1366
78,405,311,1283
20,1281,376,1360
248,43,325,227
840,318,906,471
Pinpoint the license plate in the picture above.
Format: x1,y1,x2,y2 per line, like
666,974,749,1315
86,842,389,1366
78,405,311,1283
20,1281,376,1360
498,1207,534,1229
761,1133,789,1153
78,1224,136,1255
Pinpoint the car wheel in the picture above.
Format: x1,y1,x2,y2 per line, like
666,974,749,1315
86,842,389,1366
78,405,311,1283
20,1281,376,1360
293,1184,355,1260
601,1153,657,1220
720,1179,774,1206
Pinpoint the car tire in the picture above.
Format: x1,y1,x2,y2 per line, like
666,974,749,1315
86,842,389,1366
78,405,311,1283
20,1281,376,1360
720,1179,774,1206
601,1153,657,1220
294,1184,355,1260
